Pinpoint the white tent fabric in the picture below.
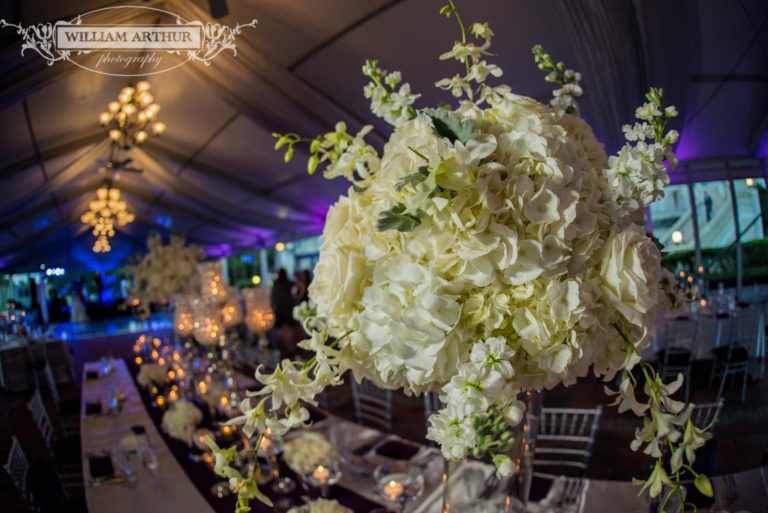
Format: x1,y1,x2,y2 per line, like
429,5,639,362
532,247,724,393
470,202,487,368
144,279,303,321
0,0,766,270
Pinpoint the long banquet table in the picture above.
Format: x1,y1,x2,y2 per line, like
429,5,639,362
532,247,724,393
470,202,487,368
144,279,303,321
81,359,768,513
81,359,215,513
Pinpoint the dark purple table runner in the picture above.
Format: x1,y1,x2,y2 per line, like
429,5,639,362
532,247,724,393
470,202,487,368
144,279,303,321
126,361,381,513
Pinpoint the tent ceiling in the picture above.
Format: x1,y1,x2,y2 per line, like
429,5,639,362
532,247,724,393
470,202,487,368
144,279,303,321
0,0,766,271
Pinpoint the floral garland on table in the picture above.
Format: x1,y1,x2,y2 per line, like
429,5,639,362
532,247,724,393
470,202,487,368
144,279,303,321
128,234,204,316
215,2,712,511
281,432,336,475
161,399,203,445
137,362,170,388
287,499,352,513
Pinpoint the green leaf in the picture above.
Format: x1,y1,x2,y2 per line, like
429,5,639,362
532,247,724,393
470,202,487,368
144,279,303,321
424,108,475,144
694,474,713,498
395,166,430,191
283,147,293,163
377,203,422,232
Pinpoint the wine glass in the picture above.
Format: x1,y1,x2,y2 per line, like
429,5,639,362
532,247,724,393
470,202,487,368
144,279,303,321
258,434,296,494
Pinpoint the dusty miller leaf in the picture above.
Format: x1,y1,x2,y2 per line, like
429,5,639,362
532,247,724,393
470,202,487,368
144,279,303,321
424,108,475,144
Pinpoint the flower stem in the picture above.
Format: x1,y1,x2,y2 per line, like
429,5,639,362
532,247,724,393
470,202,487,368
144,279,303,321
447,0,471,75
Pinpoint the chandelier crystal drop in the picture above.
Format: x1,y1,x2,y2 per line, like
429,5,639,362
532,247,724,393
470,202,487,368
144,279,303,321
80,185,135,253
98,80,166,149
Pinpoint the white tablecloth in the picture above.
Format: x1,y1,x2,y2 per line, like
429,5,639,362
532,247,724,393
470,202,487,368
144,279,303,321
646,309,765,365
81,359,214,513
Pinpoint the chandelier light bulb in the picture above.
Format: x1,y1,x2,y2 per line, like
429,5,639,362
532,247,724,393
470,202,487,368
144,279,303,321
108,101,121,113
139,93,154,107
135,130,148,143
98,112,111,125
123,103,137,115
120,86,135,97
152,121,166,135
108,129,121,141
136,80,151,92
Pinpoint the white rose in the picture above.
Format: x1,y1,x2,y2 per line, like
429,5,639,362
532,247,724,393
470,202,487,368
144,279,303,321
599,226,661,326
309,246,368,329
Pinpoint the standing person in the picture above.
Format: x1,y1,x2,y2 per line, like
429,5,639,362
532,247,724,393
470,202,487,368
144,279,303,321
704,191,713,223
271,269,294,327
71,287,89,323
293,270,308,305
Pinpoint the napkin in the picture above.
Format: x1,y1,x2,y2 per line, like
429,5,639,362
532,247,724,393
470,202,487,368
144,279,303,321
85,402,102,415
89,454,115,479
375,439,421,460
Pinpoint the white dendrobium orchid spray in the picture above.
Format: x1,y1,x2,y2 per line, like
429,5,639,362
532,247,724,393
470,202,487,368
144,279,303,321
219,2,712,511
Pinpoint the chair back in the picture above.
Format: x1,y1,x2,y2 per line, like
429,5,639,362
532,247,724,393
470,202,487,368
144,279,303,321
351,379,392,431
661,318,698,369
534,406,602,476
4,436,30,498
423,391,442,434
731,309,760,349
28,389,55,451
45,341,76,385
691,399,724,430
43,362,61,407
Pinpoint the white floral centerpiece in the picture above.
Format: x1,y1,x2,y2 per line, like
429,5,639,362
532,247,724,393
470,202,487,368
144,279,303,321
128,234,204,316
137,362,169,388
217,3,711,511
282,432,336,475
161,399,203,445
287,499,352,513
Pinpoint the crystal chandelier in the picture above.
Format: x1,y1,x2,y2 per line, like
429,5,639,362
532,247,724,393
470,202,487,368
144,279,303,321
99,80,166,149
80,185,135,253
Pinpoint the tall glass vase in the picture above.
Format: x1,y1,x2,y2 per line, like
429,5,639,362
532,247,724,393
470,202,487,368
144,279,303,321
503,389,542,512
440,389,542,512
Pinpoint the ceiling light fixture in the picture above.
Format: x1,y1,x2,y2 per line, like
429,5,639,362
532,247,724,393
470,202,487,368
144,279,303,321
81,185,135,253
99,80,166,149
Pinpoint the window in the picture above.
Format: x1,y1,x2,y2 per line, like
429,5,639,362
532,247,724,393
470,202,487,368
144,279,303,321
650,184,695,251
692,181,736,249
733,178,766,243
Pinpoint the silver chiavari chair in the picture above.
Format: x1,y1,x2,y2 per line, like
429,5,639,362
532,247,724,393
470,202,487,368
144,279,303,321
423,391,442,436
691,399,724,430
659,317,699,403
28,390,55,451
27,389,82,498
4,436,40,512
534,406,603,478
351,379,393,431
711,309,758,402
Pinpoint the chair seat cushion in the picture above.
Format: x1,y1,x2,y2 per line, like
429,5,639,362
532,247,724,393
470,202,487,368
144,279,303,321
656,349,692,367
712,345,749,362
